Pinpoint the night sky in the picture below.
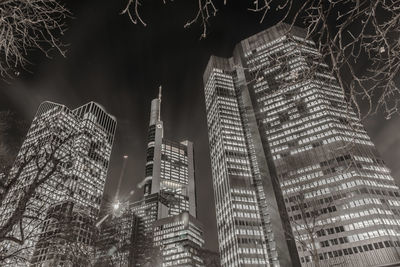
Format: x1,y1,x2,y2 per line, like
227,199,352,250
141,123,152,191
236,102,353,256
0,0,399,252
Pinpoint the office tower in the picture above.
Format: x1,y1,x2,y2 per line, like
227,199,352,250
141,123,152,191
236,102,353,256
203,27,299,267
198,249,221,267
153,211,205,266
130,89,204,266
95,204,136,266
130,194,164,266
203,23,400,267
31,201,96,266
0,101,116,264
143,88,196,217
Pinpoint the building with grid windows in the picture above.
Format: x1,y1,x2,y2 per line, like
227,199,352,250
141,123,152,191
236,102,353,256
153,211,205,267
95,203,136,267
31,201,96,266
203,23,400,267
129,193,165,266
94,193,162,266
132,90,204,266
0,101,116,265
142,89,197,218
97,90,205,266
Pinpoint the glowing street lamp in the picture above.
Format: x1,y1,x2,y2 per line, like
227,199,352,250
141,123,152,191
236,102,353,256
113,200,120,211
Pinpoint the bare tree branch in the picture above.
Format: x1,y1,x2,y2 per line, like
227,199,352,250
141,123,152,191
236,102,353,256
122,0,400,120
0,116,81,264
0,0,70,80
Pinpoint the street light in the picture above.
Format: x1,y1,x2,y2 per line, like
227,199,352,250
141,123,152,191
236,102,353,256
113,200,120,211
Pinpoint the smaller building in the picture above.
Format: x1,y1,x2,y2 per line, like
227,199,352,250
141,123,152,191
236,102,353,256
30,201,96,266
94,204,136,267
198,249,221,267
153,212,205,267
130,193,166,266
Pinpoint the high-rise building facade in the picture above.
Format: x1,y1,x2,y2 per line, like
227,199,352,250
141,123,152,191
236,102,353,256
94,194,159,267
153,211,205,267
203,23,400,267
130,193,165,266
132,90,203,266
31,200,96,266
96,90,204,267
143,89,197,218
0,101,116,264
95,203,136,266
203,27,299,267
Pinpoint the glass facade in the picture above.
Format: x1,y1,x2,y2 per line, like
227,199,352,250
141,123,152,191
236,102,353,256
130,193,163,266
0,101,116,264
95,201,137,266
204,23,400,267
160,139,191,216
110,95,205,266
143,97,196,217
204,40,299,267
31,201,96,266
153,212,205,267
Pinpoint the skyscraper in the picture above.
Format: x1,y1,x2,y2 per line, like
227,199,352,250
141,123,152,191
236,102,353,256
31,200,97,266
95,203,136,266
0,101,116,264
203,23,400,267
133,88,204,266
153,211,205,266
143,87,197,217
97,89,205,266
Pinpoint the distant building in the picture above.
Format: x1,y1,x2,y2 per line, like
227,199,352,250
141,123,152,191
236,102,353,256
95,89,206,266
153,212,205,266
0,101,116,264
131,89,205,266
130,193,164,266
203,23,400,266
30,201,96,266
198,249,221,267
95,204,136,267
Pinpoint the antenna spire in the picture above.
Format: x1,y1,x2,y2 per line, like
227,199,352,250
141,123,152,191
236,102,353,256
158,85,162,121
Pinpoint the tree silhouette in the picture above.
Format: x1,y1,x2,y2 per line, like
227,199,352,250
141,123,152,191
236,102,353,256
0,115,81,264
122,0,400,120
0,0,69,79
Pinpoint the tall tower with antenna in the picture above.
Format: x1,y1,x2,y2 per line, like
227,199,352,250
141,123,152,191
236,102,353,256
129,87,203,266
143,86,164,197
95,87,204,266
141,86,197,217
